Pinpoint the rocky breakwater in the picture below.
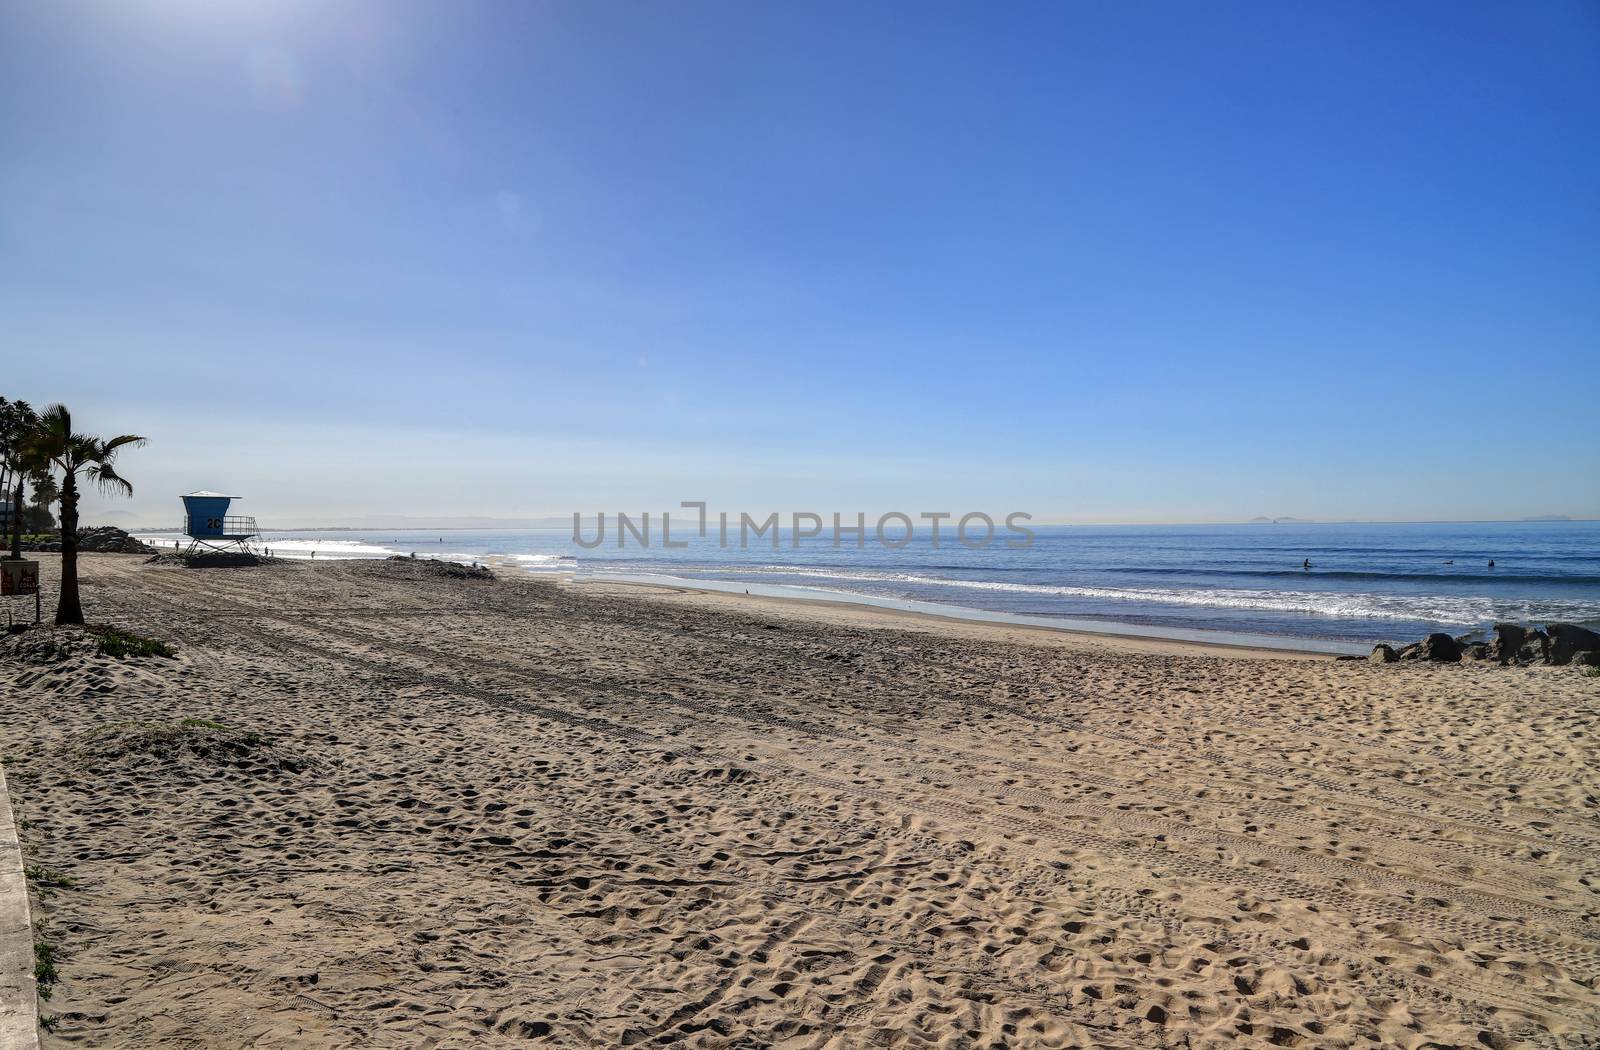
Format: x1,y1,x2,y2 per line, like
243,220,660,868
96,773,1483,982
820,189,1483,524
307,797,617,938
1369,621,1600,669
18,526,156,555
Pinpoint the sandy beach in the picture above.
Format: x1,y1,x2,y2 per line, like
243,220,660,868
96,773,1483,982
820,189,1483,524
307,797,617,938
2,553,1597,1049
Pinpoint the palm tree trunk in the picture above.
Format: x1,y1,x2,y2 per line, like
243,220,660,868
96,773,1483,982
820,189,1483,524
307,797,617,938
7,476,22,560
55,473,83,626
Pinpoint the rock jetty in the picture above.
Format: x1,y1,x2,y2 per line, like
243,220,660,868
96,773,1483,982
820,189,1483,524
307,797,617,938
1373,622,1600,669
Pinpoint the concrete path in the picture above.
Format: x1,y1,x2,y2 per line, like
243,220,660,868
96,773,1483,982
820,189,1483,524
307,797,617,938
0,765,40,1050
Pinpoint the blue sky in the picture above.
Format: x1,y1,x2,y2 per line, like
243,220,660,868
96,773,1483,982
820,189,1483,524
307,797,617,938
3,0,1596,526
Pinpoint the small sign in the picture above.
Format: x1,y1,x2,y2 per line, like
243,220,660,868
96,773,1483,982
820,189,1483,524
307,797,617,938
1,560,39,596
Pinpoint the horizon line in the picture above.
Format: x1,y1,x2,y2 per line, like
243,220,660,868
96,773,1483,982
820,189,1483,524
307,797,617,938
116,515,1599,532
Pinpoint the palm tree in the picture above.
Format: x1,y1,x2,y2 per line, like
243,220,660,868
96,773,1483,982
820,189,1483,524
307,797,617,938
0,396,41,560
28,405,146,625
27,474,60,533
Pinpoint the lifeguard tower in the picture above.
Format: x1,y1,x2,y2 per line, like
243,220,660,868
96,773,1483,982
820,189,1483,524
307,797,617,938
180,491,260,555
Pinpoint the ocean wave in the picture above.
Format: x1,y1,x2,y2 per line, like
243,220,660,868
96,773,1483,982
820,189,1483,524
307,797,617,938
645,564,1600,625
1134,544,1598,560
508,552,577,573
1093,567,1600,585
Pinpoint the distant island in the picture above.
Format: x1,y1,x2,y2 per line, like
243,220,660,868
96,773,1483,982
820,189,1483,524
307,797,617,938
1248,516,1314,524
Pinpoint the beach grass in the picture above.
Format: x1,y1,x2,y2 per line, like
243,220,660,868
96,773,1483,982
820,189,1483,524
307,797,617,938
89,627,174,660
71,719,263,763
24,865,76,892
33,941,58,999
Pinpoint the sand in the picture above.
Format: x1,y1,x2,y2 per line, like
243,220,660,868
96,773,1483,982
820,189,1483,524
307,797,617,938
1,553,1597,1049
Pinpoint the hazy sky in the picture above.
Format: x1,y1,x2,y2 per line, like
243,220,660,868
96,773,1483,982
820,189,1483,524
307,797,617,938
3,0,1597,527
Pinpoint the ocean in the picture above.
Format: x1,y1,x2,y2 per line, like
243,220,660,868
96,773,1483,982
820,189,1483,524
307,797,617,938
136,521,1600,649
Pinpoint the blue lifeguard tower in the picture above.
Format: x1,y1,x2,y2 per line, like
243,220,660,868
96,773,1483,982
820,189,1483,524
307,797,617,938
180,491,260,555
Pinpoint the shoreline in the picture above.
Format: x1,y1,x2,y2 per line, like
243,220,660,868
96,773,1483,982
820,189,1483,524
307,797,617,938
128,524,1600,651
568,571,1368,657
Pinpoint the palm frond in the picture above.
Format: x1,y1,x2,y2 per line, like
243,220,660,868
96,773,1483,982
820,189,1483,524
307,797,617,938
22,406,145,497
101,434,147,455
30,405,74,473
86,434,147,494
85,464,135,497
0,398,40,467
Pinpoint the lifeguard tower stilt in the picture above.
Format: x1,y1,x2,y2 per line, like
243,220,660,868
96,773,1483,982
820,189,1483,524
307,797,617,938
180,491,260,555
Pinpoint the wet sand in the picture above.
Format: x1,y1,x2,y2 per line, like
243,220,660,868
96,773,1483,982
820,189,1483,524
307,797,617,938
1,554,1597,1048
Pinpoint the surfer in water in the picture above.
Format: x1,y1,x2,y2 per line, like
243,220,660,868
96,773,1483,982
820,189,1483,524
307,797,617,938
1302,558,1311,570
1488,559,1495,568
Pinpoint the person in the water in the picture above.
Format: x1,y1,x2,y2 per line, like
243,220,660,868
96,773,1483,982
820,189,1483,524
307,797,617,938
1488,559,1495,568
1302,558,1311,570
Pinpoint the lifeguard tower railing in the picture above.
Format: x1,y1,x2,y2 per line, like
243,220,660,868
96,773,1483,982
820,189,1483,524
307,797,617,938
182,514,260,540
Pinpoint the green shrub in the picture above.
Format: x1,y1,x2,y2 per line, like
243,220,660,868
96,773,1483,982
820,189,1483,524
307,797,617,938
24,865,76,891
90,627,174,659
34,941,57,998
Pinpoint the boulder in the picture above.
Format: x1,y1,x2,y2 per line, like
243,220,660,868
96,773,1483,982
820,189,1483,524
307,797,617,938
1487,623,1524,663
1369,644,1399,663
1461,642,1491,661
1398,632,1462,662
1488,623,1548,665
1571,650,1599,668
1521,634,1551,664
1545,623,1600,667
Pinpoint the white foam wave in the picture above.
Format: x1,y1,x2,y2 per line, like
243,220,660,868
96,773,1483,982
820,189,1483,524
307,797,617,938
661,564,1591,625
257,539,401,557
136,533,577,572
135,534,404,559
137,534,496,565
501,552,576,574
